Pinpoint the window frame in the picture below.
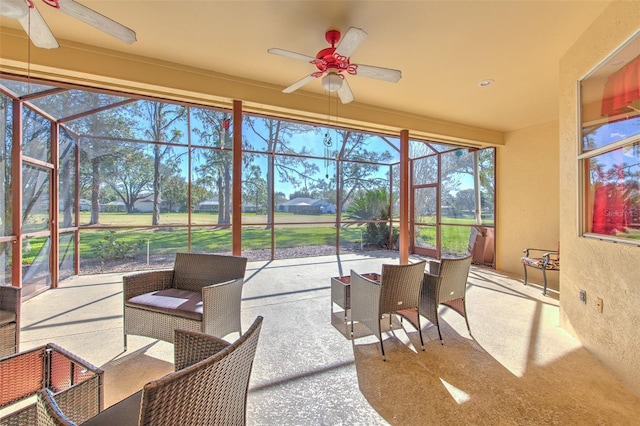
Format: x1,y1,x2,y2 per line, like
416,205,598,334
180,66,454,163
578,30,640,246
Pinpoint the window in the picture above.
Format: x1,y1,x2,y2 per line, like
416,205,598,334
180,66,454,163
580,31,640,245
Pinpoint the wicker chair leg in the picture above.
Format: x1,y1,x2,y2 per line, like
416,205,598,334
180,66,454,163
416,314,424,351
523,265,529,285
542,269,548,296
435,314,443,345
379,334,386,361
124,333,127,351
462,299,472,337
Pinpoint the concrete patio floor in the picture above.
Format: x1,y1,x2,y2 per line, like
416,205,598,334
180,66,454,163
16,252,640,425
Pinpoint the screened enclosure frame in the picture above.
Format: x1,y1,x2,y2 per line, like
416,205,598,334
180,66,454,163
0,73,495,295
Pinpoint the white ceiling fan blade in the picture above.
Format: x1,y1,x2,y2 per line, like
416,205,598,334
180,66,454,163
1,0,29,19
337,78,354,104
268,48,315,63
17,6,59,49
334,27,368,58
282,74,317,93
56,0,136,44
352,63,402,83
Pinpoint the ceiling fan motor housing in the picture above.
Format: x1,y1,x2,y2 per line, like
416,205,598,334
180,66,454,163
311,30,358,78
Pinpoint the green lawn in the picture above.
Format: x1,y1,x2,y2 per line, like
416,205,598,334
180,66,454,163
20,212,492,264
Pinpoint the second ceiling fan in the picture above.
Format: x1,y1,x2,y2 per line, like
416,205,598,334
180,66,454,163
0,0,136,49
268,27,402,104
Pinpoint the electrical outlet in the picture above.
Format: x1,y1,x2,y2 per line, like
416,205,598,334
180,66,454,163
579,290,587,304
596,297,604,313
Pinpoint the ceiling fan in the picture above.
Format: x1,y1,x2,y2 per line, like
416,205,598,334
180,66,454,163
0,0,136,49
268,27,402,104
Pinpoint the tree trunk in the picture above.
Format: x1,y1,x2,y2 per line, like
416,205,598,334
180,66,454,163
223,161,231,223
89,158,101,225
152,145,161,226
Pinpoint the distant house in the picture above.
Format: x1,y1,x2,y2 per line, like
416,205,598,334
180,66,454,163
276,197,336,215
101,201,126,213
196,197,257,213
78,198,91,211
196,198,219,213
133,194,158,213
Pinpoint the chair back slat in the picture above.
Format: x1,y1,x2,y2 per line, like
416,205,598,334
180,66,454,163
139,316,263,426
173,253,247,292
379,261,426,314
436,256,472,304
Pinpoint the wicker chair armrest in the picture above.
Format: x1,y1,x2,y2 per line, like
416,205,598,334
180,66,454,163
542,250,559,259
0,286,20,313
351,271,381,287
201,278,244,338
36,389,77,426
123,270,174,299
46,343,104,422
46,343,103,376
173,329,230,371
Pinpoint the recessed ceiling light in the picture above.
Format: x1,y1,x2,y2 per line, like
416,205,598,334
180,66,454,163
610,59,626,66
478,79,494,87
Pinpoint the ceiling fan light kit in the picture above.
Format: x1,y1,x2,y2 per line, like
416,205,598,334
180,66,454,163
268,26,402,104
1,0,137,49
322,70,343,92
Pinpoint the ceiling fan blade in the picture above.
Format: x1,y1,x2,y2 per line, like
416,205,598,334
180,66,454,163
352,63,402,83
334,27,368,58
268,48,315,63
282,74,317,93
337,78,354,104
56,0,136,44
17,7,59,49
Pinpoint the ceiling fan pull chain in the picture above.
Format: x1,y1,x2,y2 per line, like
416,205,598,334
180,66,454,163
42,0,60,8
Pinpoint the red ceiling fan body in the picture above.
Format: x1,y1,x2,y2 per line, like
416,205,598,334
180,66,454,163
268,27,402,104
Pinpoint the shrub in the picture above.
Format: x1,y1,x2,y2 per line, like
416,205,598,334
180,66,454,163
345,189,397,249
96,230,142,263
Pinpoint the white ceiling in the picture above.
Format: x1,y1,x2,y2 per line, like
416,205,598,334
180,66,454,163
0,1,611,133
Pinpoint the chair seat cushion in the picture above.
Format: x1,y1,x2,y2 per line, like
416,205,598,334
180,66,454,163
520,257,560,270
126,289,202,321
0,310,16,325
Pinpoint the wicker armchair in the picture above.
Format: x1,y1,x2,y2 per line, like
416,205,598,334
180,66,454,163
350,261,426,361
39,317,264,426
0,286,20,358
123,253,248,349
420,255,472,344
0,343,104,426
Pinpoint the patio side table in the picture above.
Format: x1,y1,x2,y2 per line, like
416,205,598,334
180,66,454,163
331,273,380,322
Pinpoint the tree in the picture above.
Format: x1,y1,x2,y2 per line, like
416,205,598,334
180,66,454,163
243,165,267,214
65,93,136,225
192,109,234,224
289,190,311,200
478,148,495,213
162,173,188,212
453,188,476,214
333,131,393,214
102,146,154,212
135,101,187,225
245,116,320,226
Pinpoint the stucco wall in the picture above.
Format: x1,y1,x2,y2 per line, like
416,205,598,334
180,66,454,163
559,1,640,396
496,121,560,292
